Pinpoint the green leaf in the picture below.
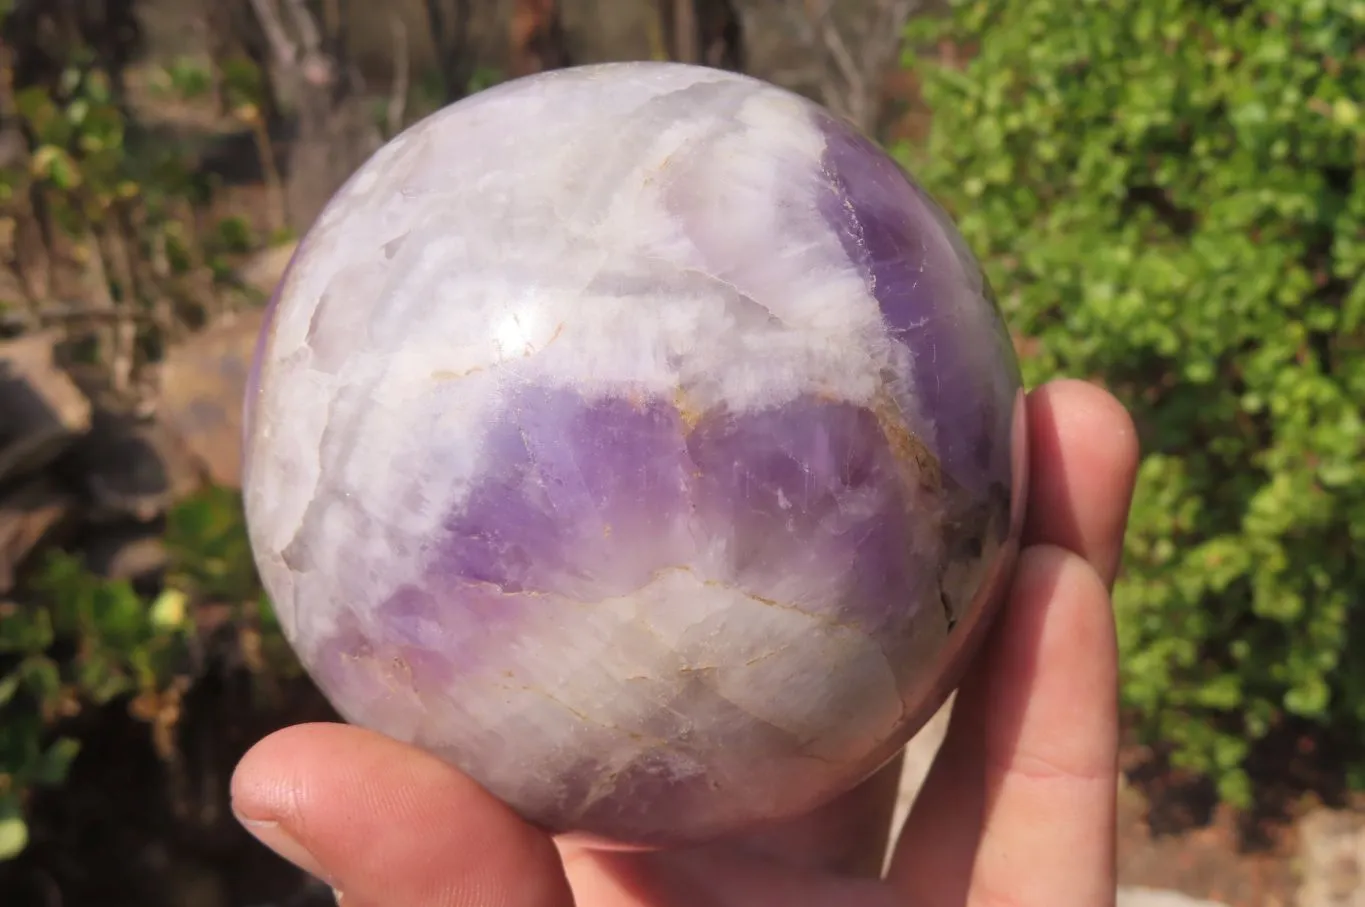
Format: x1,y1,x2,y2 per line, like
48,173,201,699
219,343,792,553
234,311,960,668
30,145,81,189
0,671,20,707
18,656,62,708
30,737,80,787
0,797,28,861
0,605,53,654
149,589,188,632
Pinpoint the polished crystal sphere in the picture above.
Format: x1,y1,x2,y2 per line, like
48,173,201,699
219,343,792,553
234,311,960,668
243,62,1028,848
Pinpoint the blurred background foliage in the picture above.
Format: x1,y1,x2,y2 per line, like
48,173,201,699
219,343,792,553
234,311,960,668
0,0,1361,903
902,0,1365,808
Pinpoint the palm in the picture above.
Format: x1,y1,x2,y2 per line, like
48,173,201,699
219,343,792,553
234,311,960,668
231,380,1138,907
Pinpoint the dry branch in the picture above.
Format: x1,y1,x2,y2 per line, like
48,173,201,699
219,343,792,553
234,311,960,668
772,0,922,134
245,0,381,230
425,0,477,102
509,0,571,78
389,16,410,136
658,0,745,71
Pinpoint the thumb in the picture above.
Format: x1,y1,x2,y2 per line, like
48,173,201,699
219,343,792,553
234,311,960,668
231,722,575,907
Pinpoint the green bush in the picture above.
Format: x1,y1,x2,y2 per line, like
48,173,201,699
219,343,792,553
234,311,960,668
902,0,1365,804
0,489,286,861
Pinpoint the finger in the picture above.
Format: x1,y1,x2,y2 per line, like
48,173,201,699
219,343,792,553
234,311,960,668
560,842,901,907
889,544,1119,907
231,722,575,907
1023,379,1140,585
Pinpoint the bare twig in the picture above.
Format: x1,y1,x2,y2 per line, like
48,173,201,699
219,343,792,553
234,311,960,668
814,2,863,116
509,0,572,77
242,0,293,231
283,0,323,56
776,0,921,134
287,0,339,87
99,221,140,390
322,0,344,43
424,0,450,90
101,218,136,304
197,9,227,115
245,0,382,229
78,228,133,390
250,112,287,234
389,16,410,136
425,0,476,101
0,39,47,308
656,0,743,71
7,300,168,326
248,0,299,67
453,0,475,68
671,0,700,64
645,11,670,61
333,0,354,57
130,203,182,342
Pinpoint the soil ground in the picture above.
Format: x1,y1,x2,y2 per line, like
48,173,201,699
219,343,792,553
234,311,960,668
1117,766,1298,906
1113,718,1365,907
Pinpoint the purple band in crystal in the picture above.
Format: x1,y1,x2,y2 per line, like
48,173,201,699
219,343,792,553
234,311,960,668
816,114,1019,499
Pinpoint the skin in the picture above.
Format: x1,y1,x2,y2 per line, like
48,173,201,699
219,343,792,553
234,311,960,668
231,378,1141,907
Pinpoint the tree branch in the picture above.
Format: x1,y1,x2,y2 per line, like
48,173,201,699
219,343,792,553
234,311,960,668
248,0,299,67
283,0,323,55
775,0,922,133
388,15,409,135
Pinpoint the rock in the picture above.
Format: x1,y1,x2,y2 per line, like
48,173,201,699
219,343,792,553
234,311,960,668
1116,889,1229,907
84,524,170,584
74,407,204,522
156,309,264,489
1297,807,1365,907
0,478,78,592
239,241,299,298
0,331,92,485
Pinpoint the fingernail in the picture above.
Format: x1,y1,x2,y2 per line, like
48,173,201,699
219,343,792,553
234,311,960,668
237,816,333,884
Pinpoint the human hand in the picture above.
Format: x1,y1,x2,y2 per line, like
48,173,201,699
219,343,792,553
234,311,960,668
230,377,1140,907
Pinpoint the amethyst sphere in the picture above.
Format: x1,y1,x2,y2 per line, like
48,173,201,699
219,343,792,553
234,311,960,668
243,62,1027,848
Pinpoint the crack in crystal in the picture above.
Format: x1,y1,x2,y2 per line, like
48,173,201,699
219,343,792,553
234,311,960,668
695,571,865,636
492,680,674,749
428,320,565,384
